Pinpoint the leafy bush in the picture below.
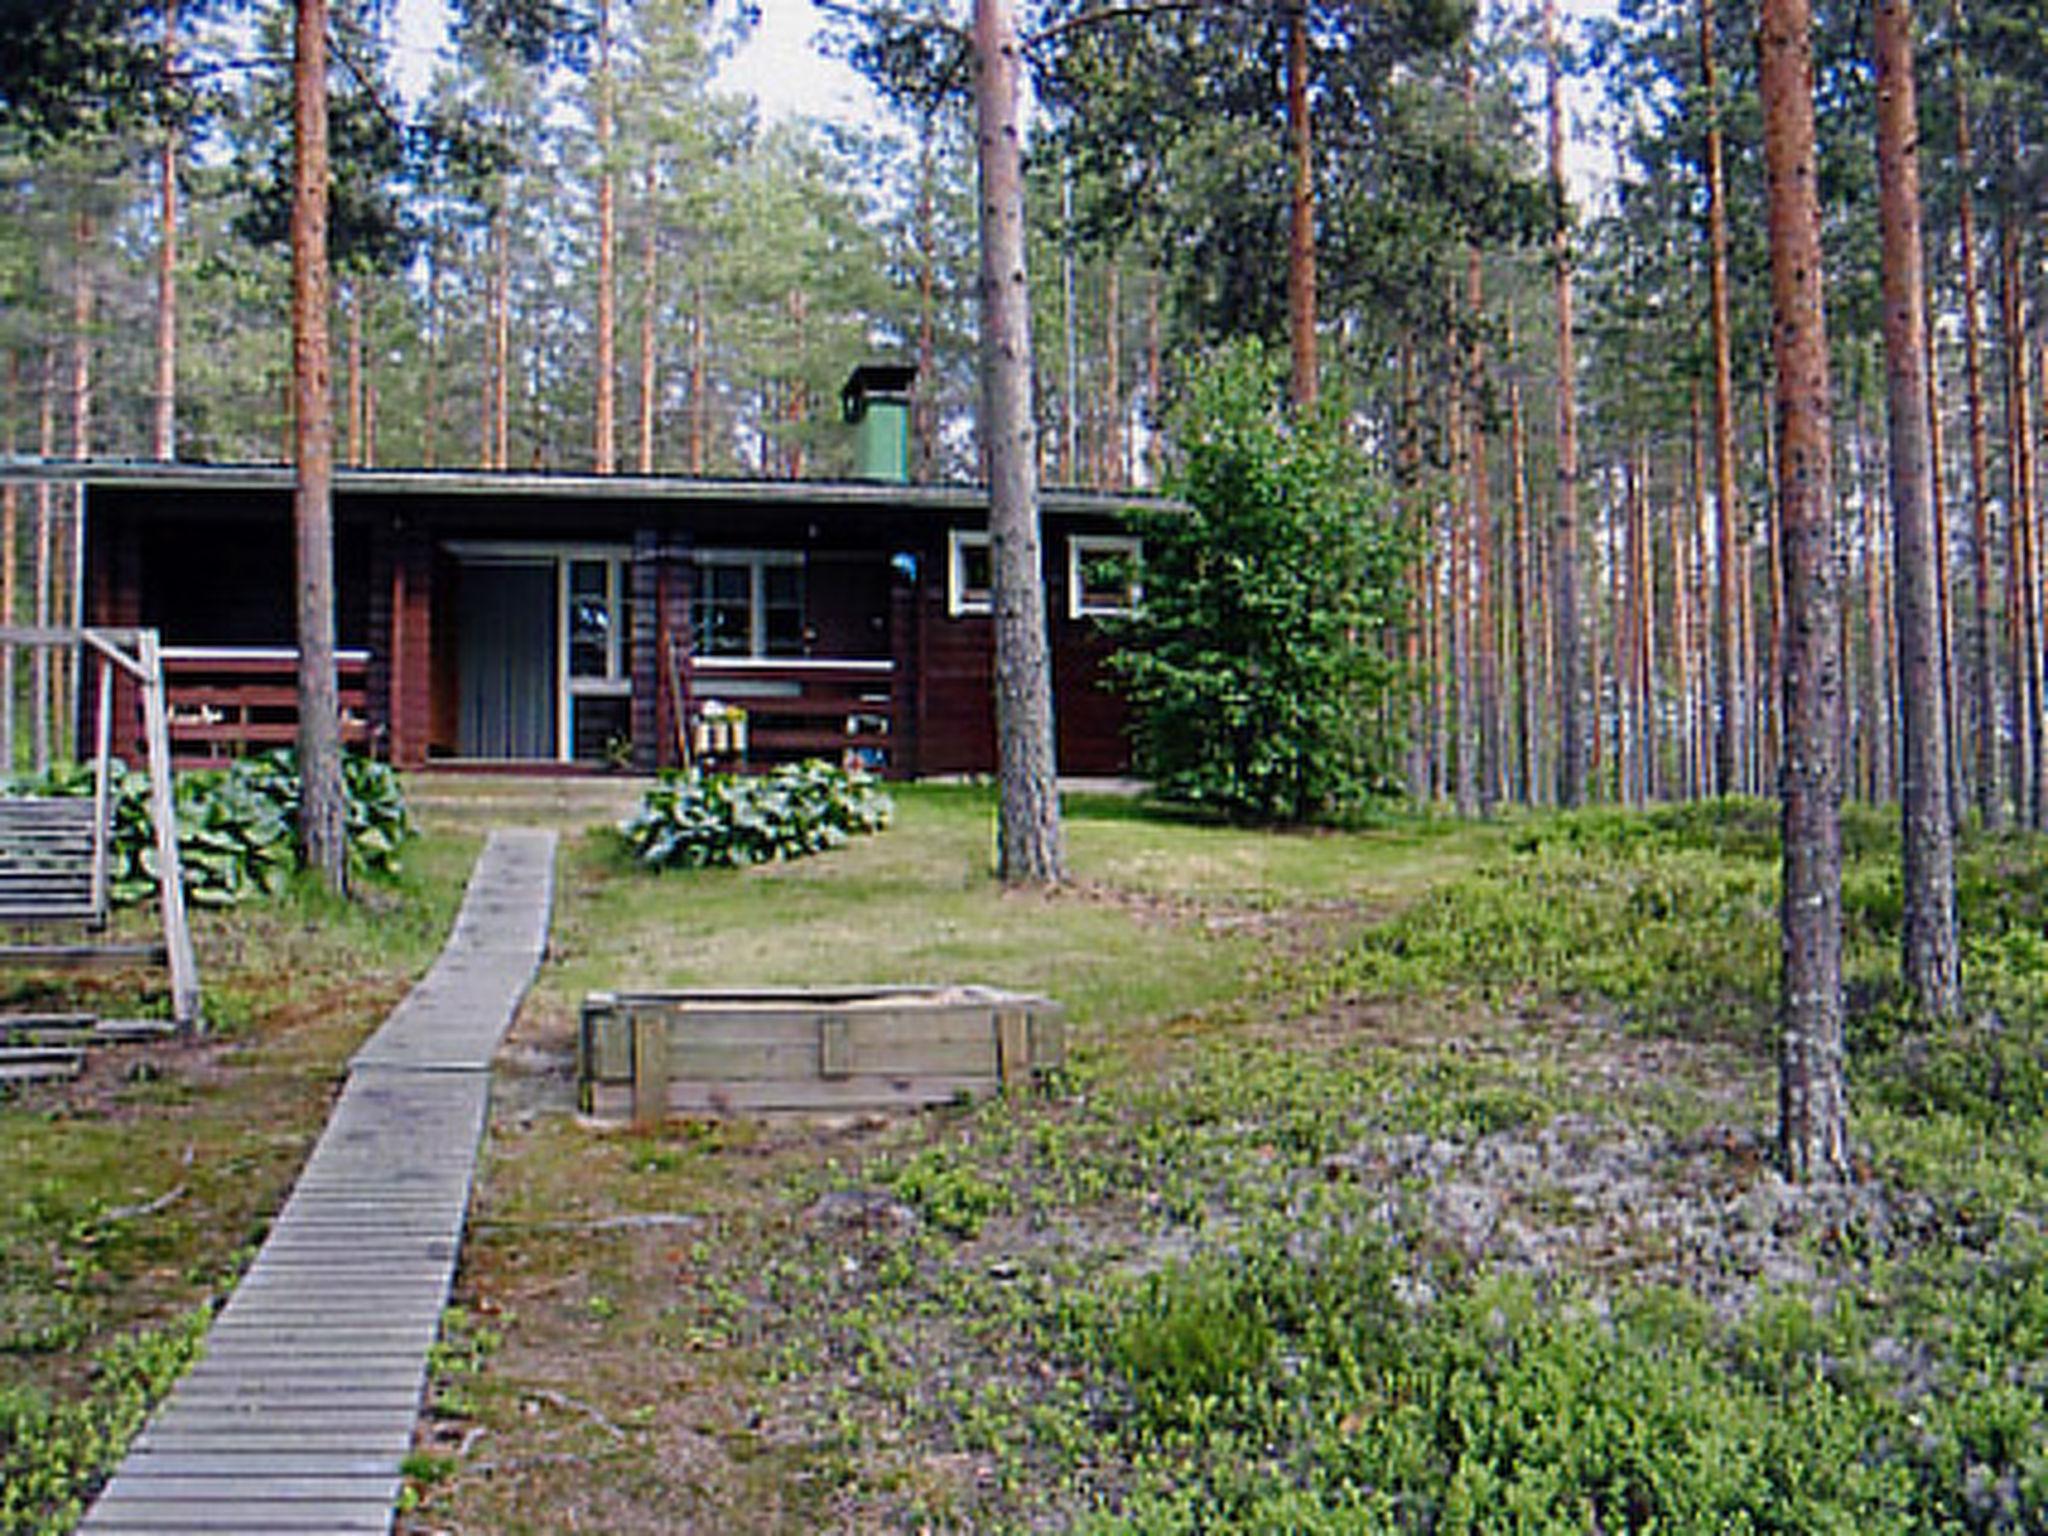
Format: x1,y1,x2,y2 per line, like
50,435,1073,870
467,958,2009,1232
7,751,411,908
619,759,892,870
1112,340,1412,824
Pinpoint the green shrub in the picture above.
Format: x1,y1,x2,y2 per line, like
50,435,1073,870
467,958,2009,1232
7,750,412,907
1112,341,1412,824
619,759,892,870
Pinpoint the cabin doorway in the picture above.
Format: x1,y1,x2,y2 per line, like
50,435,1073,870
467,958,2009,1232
457,561,557,758
449,545,634,762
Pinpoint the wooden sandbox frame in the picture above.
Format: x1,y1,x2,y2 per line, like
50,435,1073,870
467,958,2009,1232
579,985,1065,1122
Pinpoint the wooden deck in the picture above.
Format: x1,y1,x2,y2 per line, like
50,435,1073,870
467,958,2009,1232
79,829,557,1536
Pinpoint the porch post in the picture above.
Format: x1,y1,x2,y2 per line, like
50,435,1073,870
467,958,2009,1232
631,528,693,772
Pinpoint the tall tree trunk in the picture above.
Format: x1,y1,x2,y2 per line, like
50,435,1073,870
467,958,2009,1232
346,280,364,467
2001,220,2037,826
688,279,708,476
916,124,939,484
1059,165,1079,483
423,238,441,469
1926,295,1964,831
638,162,658,475
1103,262,1122,488
1510,369,1539,802
974,0,1063,885
34,352,54,774
1465,66,1499,812
593,0,617,475
153,0,179,461
1285,0,1317,411
2,354,16,770
1449,372,1477,817
1145,272,1163,487
1702,0,1745,797
491,203,511,471
1876,0,1959,1017
1544,0,1586,806
1760,0,1847,1181
1949,10,1999,825
293,0,346,891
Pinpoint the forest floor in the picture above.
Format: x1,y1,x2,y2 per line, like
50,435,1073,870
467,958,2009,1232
403,788,2048,1534
4,786,2044,1535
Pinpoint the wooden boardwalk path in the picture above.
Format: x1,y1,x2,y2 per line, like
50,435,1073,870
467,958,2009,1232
79,829,557,1536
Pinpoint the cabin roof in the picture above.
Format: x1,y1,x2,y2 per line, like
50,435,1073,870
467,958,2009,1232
0,458,1166,518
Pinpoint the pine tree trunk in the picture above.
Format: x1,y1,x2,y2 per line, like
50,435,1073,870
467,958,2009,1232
1760,0,1847,1182
153,0,179,462
594,0,617,475
346,281,364,467
1103,262,1122,488
639,162,658,476
688,280,708,476
1926,298,1965,832
1145,273,1163,487
1510,370,1539,803
34,352,53,774
1949,17,1999,825
1875,0,1960,1016
423,240,440,470
491,203,511,471
1463,111,1499,811
293,0,347,892
1701,0,1745,797
2001,222,2037,826
1450,374,1477,817
973,0,1063,885
1544,0,1586,807
1285,1,1317,412
916,126,938,484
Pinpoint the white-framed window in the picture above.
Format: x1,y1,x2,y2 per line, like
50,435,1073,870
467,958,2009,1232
1068,534,1143,618
693,550,806,658
947,529,992,617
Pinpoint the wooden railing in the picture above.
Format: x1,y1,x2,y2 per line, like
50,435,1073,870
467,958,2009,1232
683,657,897,773
160,647,372,768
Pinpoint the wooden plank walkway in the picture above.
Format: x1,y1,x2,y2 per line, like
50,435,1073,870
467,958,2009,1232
80,828,557,1536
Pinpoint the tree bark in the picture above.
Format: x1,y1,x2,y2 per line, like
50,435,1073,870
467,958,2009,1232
153,0,179,462
973,0,1063,885
1285,0,1317,412
1948,6,1999,825
1701,0,1745,797
916,124,939,484
1760,0,1847,1181
1510,368,1539,803
1875,0,1959,1015
293,0,347,892
1103,261,1122,488
1544,0,1585,806
639,161,658,475
2001,220,2037,827
594,0,617,475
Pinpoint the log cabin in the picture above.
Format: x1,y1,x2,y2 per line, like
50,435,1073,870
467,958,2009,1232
46,369,1150,778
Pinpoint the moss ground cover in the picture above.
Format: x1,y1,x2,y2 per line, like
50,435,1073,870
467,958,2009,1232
404,789,2048,1534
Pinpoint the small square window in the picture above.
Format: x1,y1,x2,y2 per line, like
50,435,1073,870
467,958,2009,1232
948,529,992,617
1069,535,1143,618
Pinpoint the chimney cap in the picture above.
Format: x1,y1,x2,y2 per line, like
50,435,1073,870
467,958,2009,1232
841,363,919,422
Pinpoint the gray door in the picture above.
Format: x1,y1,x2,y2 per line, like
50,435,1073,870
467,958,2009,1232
458,563,557,758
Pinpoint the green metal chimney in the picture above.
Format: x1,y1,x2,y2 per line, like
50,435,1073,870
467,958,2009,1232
842,363,918,483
